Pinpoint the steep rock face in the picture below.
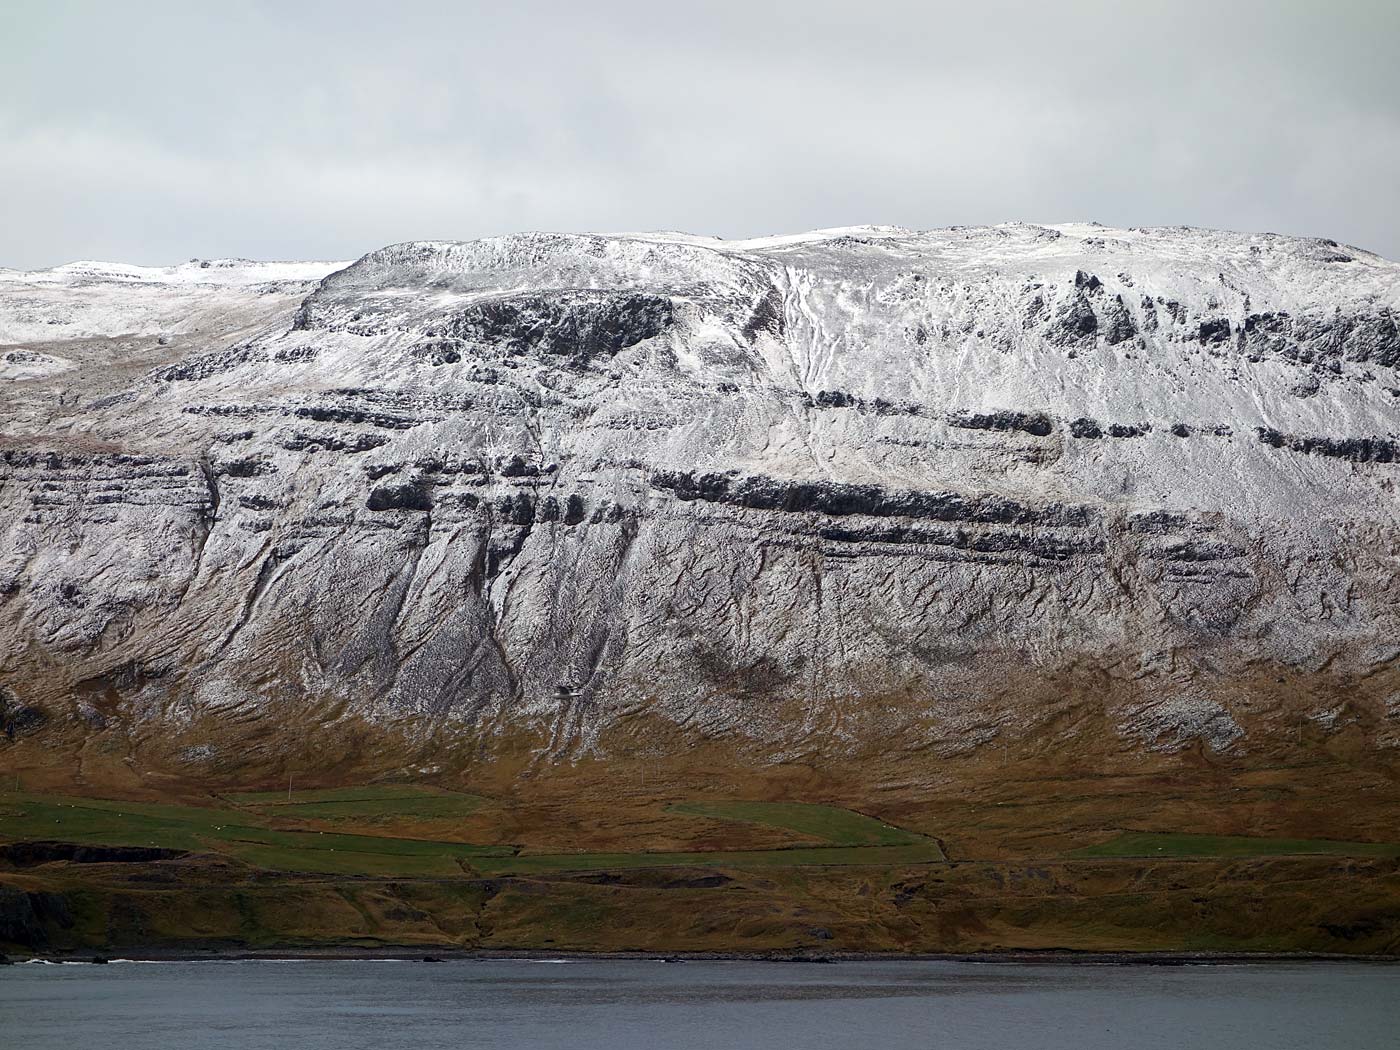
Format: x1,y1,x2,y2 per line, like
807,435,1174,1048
2,227,1398,767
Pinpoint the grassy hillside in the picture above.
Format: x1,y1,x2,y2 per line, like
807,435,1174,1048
3,779,1399,956
0,789,947,878
4,690,1400,957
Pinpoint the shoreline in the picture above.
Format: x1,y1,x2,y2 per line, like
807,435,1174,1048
9,946,1400,966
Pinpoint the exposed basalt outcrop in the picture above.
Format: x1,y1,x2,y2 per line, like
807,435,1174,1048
807,389,922,416
440,291,673,363
1198,318,1232,345
1256,427,1400,463
650,471,1095,527
1099,295,1137,345
412,337,465,365
948,410,1055,437
1,224,1398,764
810,520,1103,564
292,405,424,430
367,479,433,512
1069,418,1152,439
1051,291,1099,346
151,343,265,383
1170,423,1232,437
1242,309,1400,367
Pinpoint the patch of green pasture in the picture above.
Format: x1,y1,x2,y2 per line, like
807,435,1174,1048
667,801,927,847
1071,831,1400,860
0,792,255,852
213,825,509,859
216,829,512,877
0,791,511,877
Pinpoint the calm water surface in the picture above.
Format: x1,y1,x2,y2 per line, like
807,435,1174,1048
2,958,1396,1049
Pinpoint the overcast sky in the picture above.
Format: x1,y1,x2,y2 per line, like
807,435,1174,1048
3,0,1398,268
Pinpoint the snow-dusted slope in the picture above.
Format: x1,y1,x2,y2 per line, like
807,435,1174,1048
1,225,1397,764
0,257,348,391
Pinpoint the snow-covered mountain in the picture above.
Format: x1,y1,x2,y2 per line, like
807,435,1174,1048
2,225,1398,770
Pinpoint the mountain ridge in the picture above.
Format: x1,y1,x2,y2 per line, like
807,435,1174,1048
1,221,1398,773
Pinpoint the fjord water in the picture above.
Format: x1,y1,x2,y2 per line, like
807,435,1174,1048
2,959,1396,1050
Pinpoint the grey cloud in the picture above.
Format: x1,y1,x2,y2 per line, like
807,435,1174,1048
2,0,1398,268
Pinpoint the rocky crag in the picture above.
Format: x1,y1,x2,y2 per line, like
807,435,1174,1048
2,225,1398,784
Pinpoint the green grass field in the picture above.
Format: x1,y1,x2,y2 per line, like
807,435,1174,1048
0,791,511,876
0,789,948,877
667,801,926,846
1072,831,1400,859
24,791,1397,879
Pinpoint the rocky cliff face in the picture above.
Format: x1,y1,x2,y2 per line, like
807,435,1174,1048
2,226,1398,776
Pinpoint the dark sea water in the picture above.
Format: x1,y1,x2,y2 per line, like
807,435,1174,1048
2,958,1397,1049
